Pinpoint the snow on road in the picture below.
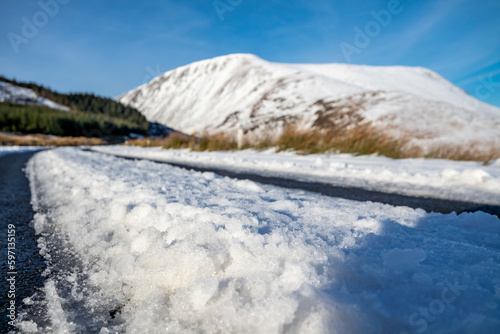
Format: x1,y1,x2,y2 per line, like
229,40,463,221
92,145,500,205
0,145,43,157
20,147,500,333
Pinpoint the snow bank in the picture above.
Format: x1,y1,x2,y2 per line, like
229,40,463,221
92,145,500,205
22,148,500,333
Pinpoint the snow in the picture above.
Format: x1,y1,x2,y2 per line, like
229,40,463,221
21,147,500,333
91,145,500,205
0,80,71,111
0,145,43,157
117,54,500,148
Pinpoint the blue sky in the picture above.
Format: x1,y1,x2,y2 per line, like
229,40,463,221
1,0,499,107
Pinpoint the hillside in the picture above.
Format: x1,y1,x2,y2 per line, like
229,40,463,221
0,80,70,111
1,76,148,125
118,54,500,152
0,77,149,137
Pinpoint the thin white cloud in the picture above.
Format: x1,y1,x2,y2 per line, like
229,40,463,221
456,66,500,86
387,0,465,61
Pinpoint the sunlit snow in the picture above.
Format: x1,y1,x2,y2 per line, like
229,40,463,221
92,145,500,205
19,148,500,333
117,54,500,148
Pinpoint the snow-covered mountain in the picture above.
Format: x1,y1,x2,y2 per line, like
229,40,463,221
118,54,500,147
0,80,70,111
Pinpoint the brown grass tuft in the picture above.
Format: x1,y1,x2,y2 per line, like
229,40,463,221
196,132,237,152
125,137,168,148
125,134,197,150
275,124,409,158
422,142,500,163
163,133,196,150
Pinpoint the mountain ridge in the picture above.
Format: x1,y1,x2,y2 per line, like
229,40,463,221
118,54,500,149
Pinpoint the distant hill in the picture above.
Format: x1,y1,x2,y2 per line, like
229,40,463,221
118,54,500,152
0,76,148,137
0,79,71,111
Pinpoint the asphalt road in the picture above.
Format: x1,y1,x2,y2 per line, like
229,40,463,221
90,149,499,215
0,148,497,332
0,151,46,333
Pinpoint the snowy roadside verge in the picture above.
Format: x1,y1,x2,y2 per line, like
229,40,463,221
91,145,500,205
0,145,44,157
20,147,500,333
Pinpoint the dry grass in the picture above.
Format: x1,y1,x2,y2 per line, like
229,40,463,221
274,125,500,162
275,124,409,158
163,133,196,150
125,137,170,148
127,125,500,163
196,132,237,151
0,132,105,146
125,134,196,150
126,132,238,152
422,142,500,163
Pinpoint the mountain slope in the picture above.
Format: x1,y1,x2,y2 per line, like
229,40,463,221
118,54,500,148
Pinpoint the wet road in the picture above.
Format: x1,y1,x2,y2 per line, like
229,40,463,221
0,151,46,333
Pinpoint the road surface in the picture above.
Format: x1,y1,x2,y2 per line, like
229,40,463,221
90,149,497,215
0,151,46,333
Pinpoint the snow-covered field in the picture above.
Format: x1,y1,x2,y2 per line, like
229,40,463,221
20,148,500,333
92,145,500,205
0,145,44,157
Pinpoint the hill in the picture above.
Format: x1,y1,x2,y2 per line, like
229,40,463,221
117,54,500,153
0,77,148,137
